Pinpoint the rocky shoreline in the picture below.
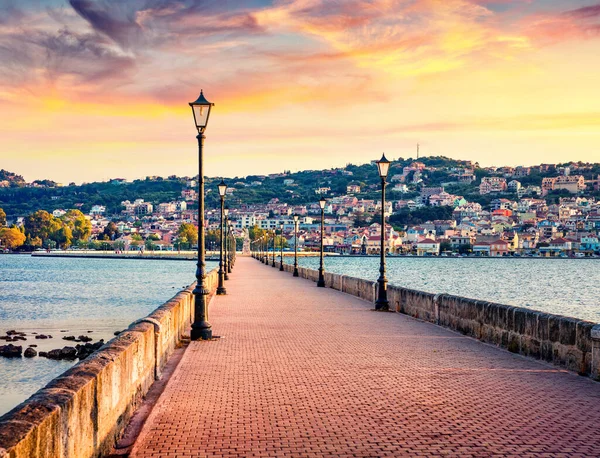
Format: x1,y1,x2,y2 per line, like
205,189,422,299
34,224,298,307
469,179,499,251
0,329,106,361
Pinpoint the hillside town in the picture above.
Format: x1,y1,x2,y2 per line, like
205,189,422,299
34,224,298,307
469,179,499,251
2,160,600,257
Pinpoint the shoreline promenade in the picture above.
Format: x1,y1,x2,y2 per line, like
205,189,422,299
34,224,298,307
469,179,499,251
130,257,600,457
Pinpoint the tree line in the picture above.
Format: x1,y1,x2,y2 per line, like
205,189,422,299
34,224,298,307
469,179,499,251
0,208,92,251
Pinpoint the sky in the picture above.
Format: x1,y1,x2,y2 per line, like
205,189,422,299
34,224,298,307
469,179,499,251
0,0,599,183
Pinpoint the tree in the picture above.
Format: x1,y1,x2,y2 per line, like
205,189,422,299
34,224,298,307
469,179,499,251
248,225,266,241
440,241,452,253
24,210,63,246
353,211,371,227
52,225,73,249
27,236,42,248
458,244,472,255
178,223,198,246
102,222,120,240
389,206,454,226
206,229,220,249
174,235,188,251
0,207,6,226
273,235,289,249
0,227,26,250
62,209,92,242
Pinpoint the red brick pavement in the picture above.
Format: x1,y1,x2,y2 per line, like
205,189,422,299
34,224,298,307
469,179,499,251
130,257,600,458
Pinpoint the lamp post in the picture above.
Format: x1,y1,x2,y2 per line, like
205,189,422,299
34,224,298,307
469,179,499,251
293,214,299,277
264,235,268,264
271,229,276,267
217,180,227,295
228,226,233,272
189,90,214,341
260,237,264,263
279,223,284,271
317,197,326,287
375,153,391,311
223,207,229,280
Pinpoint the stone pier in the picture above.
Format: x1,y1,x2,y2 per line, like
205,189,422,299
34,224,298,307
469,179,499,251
129,257,600,457
3,256,600,457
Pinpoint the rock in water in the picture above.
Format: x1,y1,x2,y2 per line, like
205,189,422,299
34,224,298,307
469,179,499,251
0,344,23,358
46,349,62,360
24,347,37,358
60,347,78,360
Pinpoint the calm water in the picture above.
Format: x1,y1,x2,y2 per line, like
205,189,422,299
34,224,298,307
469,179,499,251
287,256,600,323
0,255,216,416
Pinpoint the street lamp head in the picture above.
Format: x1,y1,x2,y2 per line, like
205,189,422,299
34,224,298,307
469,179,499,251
319,197,327,210
224,207,229,217
376,153,391,179
218,180,227,197
293,214,299,223
189,90,214,134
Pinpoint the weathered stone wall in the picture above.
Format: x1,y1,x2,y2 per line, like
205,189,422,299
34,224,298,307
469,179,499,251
273,259,600,380
0,269,219,458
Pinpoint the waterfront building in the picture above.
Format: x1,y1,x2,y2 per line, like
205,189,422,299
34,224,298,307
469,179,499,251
417,238,440,256
490,239,510,257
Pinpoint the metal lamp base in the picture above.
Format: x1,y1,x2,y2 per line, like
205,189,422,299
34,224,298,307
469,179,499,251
191,322,212,340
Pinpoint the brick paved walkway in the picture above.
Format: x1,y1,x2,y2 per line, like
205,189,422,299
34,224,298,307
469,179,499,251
130,257,600,458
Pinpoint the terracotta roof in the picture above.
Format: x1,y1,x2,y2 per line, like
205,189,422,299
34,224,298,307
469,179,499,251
418,238,437,244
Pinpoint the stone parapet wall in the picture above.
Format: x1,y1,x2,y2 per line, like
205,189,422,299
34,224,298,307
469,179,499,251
0,269,219,458
273,259,600,380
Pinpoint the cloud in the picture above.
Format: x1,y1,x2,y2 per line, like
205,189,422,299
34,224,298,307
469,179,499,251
0,2,25,27
68,0,144,49
564,3,600,19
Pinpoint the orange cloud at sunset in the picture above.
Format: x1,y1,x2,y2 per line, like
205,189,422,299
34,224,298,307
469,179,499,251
0,0,599,183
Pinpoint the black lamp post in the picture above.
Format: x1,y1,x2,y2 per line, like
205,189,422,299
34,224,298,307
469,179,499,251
228,226,233,272
217,180,227,295
223,207,229,280
271,229,276,267
375,153,391,311
189,90,214,341
279,223,284,271
317,197,326,287
260,237,264,263
293,214,299,277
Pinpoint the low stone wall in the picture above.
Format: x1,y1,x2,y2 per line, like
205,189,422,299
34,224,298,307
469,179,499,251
273,259,600,381
0,269,219,458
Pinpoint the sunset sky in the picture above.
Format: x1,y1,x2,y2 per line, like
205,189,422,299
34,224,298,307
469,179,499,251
0,0,599,183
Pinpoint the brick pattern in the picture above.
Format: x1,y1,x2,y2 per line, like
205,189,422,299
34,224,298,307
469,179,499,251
131,258,600,458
